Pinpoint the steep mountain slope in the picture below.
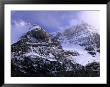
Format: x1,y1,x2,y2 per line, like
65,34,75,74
11,27,78,63
54,22,100,65
11,27,82,76
11,24,100,77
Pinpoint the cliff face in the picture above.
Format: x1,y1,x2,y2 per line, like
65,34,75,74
11,25,100,77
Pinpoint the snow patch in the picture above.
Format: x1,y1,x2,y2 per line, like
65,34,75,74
49,53,54,58
61,43,100,66
24,51,57,62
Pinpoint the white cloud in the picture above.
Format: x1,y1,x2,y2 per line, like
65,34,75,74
65,11,100,34
11,11,100,44
13,20,28,27
11,20,32,44
80,11,100,33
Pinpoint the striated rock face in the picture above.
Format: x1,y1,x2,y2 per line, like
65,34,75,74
11,25,100,77
56,22,100,57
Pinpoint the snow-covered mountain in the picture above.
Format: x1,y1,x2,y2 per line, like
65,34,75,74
11,23,100,77
54,22,100,65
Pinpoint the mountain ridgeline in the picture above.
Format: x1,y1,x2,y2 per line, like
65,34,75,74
11,23,100,77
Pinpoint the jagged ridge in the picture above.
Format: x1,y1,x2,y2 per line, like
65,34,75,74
11,24,100,77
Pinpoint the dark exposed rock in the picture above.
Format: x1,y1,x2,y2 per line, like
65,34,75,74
11,25,100,77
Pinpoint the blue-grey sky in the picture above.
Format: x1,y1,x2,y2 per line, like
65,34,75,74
11,11,99,44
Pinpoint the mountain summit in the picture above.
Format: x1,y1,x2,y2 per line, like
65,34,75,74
55,22,100,65
11,24,100,77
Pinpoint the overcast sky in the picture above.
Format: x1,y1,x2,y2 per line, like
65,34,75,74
11,11,99,44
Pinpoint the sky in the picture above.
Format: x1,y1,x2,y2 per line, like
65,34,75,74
11,11,99,44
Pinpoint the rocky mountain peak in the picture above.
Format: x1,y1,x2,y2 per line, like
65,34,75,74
11,24,100,77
